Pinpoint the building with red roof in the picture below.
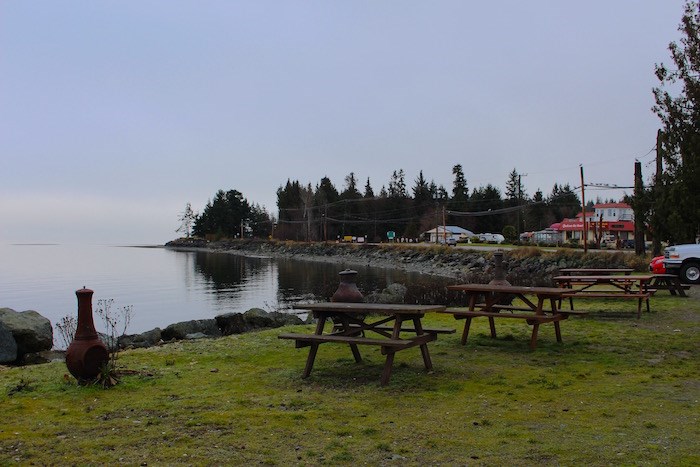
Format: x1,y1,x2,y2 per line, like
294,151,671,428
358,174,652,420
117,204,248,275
552,202,635,246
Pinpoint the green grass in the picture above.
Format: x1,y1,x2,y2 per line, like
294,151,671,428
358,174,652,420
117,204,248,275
1,292,699,465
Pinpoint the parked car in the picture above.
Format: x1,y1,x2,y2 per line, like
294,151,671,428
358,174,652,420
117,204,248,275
649,256,666,274
663,243,700,284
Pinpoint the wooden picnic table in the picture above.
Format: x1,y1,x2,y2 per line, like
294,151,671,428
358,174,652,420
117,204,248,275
552,274,653,318
647,274,690,297
443,284,572,350
557,268,635,276
280,302,450,385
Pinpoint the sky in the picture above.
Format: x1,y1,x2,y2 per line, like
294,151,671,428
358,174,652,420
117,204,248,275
0,1,687,245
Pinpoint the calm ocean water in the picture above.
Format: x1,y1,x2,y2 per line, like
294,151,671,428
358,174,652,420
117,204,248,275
0,244,453,347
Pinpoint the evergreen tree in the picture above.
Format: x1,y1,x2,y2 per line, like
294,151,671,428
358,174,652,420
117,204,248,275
548,183,580,222
364,177,374,198
504,168,526,205
248,203,273,238
451,164,469,208
193,189,250,239
340,172,362,200
525,189,548,231
388,169,408,198
469,184,504,233
412,170,432,205
652,0,700,242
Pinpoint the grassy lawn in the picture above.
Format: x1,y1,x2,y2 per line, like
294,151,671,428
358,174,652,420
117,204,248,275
1,291,698,465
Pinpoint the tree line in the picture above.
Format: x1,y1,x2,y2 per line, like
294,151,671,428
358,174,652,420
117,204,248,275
182,166,585,243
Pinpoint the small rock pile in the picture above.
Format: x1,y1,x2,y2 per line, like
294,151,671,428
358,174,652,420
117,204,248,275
117,308,304,350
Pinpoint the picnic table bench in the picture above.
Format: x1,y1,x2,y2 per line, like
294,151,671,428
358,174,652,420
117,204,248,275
280,302,449,385
443,284,573,350
553,274,653,318
558,268,635,276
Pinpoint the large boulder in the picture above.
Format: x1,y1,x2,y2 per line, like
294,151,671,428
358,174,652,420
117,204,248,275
242,308,275,329
215,312,247,335
118,328,162,349
241,308,303,329
0,321,18,363
161,319,221,341
0,308,53,358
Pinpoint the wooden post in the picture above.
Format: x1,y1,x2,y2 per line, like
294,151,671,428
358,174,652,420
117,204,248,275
580,165,587,253
634,160,646,254
652,130,664,256
442,207,447,244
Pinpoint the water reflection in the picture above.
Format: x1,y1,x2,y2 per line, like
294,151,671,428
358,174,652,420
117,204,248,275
192,252,459,307
0,244,461,345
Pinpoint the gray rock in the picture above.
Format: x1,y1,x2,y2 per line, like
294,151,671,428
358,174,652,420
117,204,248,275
216,309,302,335
242,308,274,329
0,308,53,358
161,319,221,341
184,332,207,340
215,312,247,335
118,328,162,349
0,321,18,363
268,311,304,327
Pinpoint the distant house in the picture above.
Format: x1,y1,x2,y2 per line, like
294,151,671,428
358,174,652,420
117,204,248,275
424,225,474,243
551,202,635,244
530,228,565,245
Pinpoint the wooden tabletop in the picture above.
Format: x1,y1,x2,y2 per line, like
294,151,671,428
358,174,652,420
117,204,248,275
447,284,566,296
292,302,446,315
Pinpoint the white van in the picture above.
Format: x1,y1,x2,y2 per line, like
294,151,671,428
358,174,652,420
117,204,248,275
478,233,505,244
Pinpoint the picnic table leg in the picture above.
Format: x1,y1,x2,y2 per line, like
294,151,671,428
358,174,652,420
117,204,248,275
665,278,678,296
673,277,687,297
412,317,433,371
461,292,478,345
486,293,497,338
550,298,563,343
336,315,362,363
302,314,327,378
380,315,403,386
460,317,473,345
637,298,643,319
529,323,539,351
488,317,497,338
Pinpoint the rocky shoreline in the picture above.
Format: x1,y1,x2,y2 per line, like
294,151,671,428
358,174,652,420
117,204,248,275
164,237,646,286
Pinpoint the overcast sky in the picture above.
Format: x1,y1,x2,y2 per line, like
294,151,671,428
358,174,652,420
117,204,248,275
0,1,685,245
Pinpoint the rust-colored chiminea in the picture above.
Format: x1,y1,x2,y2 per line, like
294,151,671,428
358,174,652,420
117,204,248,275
65,288,109,382
331,269,364,302
489,250,511,286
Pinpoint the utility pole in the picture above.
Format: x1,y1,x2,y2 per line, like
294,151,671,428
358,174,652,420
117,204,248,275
652,130,664,255
517,174,521,237
442,207,447,244
633,160,646,255
435,202,439,244
580,165,587,253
